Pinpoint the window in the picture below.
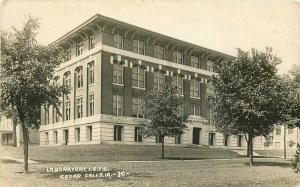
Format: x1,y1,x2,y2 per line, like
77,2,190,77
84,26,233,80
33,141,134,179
113,63,123,84
53,131,58,144
114,34,123,49
63,72,71,88
288,128,293,134
276,126,281,135
64,101,71,121
154,46,164,59
76,43,83,56
190,104,201,116
45,106,50,125
156,135,163,143
224,134,229,146
75,66,83,88
173,51,183,64
88,94,94,116
113,94,123,116
175,135,181,144
132,65,145,88
190,78,201,98
53,76,60,87
114,125,123,141
134,127,143,142
191,56,200,68
275,142,281,149
76,97,83,118
88,62,95,85
45,132,49,145
133,39,145,55
54,106,60,123
207,61,214,72
86,126,92,141
89,36,95,50
66,49,71,61
153,70,165,90
237,135,242,147
172,74,183,95
209,133,215,146
75,128,80,142
132,97,144,118
177,104,183,118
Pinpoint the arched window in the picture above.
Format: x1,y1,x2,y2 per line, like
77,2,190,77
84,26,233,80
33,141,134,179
132,65,145,88
63,72,71,88
113,62,123,84
190,78,201,98
172,74,184,95
75,66,83,88
153,70,165,90
53,76,60,87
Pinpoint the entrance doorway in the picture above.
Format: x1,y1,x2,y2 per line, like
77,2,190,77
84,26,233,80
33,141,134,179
192,127,201,145
63,129,69,145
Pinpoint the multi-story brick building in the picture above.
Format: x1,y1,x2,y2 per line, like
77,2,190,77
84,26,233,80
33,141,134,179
39,14,267,149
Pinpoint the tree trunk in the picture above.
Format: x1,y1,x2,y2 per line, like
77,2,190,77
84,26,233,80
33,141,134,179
12,110,17,147
161,136,165,159
284,125,287,159
248,127,254,166
21,123,29,173
244,133,249,157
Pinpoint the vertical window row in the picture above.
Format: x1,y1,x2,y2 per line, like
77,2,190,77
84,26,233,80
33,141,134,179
190,78,201,98
153,70,165,90
113,62,123,85
76,97,83,118
132,65,145,88
113,94,123,116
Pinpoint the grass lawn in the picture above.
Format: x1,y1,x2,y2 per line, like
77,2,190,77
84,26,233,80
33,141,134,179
0,144,241,162
1,158,299,187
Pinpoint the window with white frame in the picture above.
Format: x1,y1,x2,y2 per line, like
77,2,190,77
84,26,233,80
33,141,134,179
191,56,200,68
153,70,165,90
134,127,143,142
75,66,83,88
76,43,83,56
64,101,71,121
76,97,83,118
154,46,164,59
207,61,214,72
132,97,144,118
63,72,71,88
88,62,95,85
172,74,183,95
88,94,94,116
114,34,123,49
132,65,145,88
190,78,201,98
190,104,201,116
86,126,92,141
66,49,71,61
112,94,123,116
173,51,183,64
113,62,123,85
114,125,123,141
133,39,145,55
89,36,95,50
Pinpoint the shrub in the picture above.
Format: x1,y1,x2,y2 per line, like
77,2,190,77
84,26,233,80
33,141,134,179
291,143,300,173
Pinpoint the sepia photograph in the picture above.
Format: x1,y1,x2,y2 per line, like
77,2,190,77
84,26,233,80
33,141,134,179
1,0,300,186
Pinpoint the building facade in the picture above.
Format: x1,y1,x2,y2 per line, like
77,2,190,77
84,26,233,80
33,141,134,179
39,14,266,149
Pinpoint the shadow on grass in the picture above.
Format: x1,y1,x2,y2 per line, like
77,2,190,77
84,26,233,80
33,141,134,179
243,162,291,168
1,159,19,164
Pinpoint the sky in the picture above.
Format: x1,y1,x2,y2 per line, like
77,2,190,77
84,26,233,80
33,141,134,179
1,0,300,74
